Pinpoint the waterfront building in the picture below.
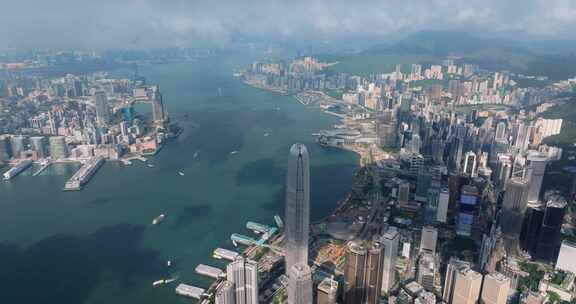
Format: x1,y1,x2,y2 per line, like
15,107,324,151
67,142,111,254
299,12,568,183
30,136,47,159
215,280,235,304
481,272,510,304
94,91,110,126
343,241,384,304
49,136,68,159
287,263,313,304
285,143,310,274
381,227,400,294
317,277,338,304
151,85,166,124
10,135,26,158
0,135,12,163
226,257,258,304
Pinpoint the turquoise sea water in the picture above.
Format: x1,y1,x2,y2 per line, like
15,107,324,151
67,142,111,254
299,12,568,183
0,52,357,303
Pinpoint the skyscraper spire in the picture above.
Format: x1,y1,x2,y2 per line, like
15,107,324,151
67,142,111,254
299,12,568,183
285,143,310,275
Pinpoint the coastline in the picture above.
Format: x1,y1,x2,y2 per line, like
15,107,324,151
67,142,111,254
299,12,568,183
239,79,375,166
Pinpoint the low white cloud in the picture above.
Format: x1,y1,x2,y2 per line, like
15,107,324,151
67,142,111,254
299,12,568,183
0,0,575,48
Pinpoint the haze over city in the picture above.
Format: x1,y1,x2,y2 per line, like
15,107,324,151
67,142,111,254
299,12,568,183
1,0,576,48
1,1,576,304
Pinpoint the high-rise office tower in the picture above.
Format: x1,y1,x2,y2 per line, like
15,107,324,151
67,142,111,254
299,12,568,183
437,188,449,223
417,253,436,291
420,226,438,254
151,85,166,124
226,257,258,304
30,136,47,159
534,196,567,261
520,202,545,253
215,281,235,304
287,263,313,304
381,227,400,294
344,241,367,304
463,151,477,177
398,181,411,204
317,277,338,304
526,151,548,203
480,273,510,304
500,177,528,253
444,260,482,304
495,122,507,141
453,268,482,304
94,91,110,126
285,143,310,274
49,136,68,159
443,258,472,304
495,153,512,187
343,241,384,304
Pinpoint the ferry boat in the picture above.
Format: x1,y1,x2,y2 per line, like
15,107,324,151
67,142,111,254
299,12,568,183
152,214,166,225
152,278,176,287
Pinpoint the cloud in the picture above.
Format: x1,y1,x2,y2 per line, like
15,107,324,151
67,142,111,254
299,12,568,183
0,0,575,49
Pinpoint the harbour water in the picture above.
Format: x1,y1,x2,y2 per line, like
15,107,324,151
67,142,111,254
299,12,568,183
0,51,358,303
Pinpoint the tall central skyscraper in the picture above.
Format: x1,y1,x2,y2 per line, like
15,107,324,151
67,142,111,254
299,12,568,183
285,143,310,273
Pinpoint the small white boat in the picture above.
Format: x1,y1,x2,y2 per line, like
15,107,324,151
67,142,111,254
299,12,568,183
193,151,199,159
167,260,172,267
147,164,154,168
263,133,269,137
178,171,185,176
230,151,239,155
152,278,176,287
152,214,166,225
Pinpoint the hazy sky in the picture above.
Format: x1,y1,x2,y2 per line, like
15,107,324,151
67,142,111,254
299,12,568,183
1,0,575,49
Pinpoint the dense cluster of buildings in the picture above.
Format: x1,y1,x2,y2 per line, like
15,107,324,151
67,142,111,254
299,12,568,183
242,57,566,109
222,56,576,304
0,71,170,158
0,69,173,188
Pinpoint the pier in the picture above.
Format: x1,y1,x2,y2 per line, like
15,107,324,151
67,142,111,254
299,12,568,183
213,248,239,261
63,156,105,191
32,160,51,176
3,160,33,180
175,284,205,300
195,264,224,279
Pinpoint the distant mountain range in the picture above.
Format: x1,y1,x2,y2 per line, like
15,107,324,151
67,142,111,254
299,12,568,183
323,31,576,81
